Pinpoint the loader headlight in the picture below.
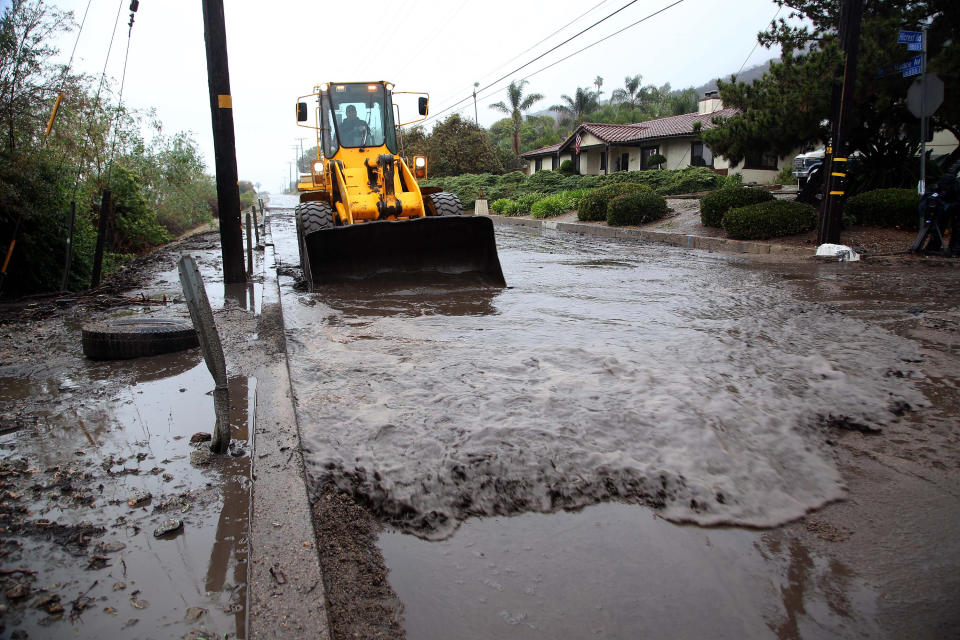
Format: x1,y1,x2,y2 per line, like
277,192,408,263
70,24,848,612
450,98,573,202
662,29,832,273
313,161,323,174
385,83,394,91
413,155,427,179
367,84,378,92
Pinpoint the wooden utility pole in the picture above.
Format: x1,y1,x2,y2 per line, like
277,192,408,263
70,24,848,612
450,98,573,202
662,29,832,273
202,0,246,283
818,0,863,245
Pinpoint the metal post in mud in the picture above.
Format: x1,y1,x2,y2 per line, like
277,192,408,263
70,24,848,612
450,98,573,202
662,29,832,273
90,190,113,288
177,255,230,454
245,212,254,276
60,201,76,291
251,205,260,247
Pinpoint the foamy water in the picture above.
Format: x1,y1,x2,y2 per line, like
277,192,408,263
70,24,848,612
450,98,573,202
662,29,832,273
276,220,927,539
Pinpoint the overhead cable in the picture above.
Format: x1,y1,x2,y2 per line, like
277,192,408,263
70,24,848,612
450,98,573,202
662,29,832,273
420,0,643,125
421,0,686,127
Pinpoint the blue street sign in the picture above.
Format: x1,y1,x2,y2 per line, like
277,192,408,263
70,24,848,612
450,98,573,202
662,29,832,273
899,55,922,77
907,42,922,51
898,30,922,45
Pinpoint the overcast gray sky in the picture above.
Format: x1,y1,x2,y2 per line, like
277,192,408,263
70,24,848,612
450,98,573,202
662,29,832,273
48,0,787,193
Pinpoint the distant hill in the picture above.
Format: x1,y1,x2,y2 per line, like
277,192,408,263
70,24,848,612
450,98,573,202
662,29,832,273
695,58,774,96
523,58,776,122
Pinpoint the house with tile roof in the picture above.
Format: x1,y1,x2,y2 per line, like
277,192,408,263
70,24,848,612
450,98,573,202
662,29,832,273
520,92,797,184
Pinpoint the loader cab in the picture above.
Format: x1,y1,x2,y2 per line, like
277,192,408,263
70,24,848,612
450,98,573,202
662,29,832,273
316,82,398,157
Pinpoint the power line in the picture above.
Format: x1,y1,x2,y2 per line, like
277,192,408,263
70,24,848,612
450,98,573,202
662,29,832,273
421,0,687,128
420,0,644,126
737,5,781,74
428,0,613,113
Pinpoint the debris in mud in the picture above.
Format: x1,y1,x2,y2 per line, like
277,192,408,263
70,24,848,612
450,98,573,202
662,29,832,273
152,518,183,538
184,606,207,622
86,555,111,570
5,582,30,599
95,541,126,554
826,415,882,434
190,449,215,466
190,432,211,444
310,480,405,640
129,590,149,609
127,491,152,507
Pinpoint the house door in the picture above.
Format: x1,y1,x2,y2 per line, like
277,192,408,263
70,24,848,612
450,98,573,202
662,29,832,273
620,153,630,172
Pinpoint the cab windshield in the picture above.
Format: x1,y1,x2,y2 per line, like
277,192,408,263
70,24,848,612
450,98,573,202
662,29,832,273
328,83,396,151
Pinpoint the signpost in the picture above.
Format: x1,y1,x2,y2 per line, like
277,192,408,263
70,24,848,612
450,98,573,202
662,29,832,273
899,27,935,194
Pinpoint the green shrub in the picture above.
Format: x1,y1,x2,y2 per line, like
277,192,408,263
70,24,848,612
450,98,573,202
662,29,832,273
655,166,727,195
700,187,775,227
529,189,590,219
723,200,818,240
502,200,523,216
558,159,575,174
606,191,668,226
515,192,544,214
845,188,921,230
491,198,513,214
645,153,666,169
577,183,650,221
530,194,569,219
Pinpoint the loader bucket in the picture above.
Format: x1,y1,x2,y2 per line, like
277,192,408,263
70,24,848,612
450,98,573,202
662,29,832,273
301,216,506,287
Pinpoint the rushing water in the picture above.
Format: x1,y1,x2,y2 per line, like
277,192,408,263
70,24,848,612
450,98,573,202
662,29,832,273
273,211,926,540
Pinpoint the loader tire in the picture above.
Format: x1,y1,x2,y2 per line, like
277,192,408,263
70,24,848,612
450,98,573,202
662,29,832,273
299,201,336,234
425,192,464,216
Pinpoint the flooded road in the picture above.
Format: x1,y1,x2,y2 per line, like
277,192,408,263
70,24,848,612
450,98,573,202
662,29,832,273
271,201,958,638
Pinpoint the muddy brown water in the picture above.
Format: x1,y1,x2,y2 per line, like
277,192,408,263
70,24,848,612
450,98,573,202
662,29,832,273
0,244,257,638
271,202,957,638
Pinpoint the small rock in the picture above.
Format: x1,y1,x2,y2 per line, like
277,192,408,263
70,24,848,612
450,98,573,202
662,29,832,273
112,582,127,591
6,583,30,599
153,518,184,538
127,491,152,507
190,450,214,466
31,592,59,609
104,606,117,615
45,601,64,615
162,473,174,482
190,432,211,444
184,606,206,623
96,541,127,554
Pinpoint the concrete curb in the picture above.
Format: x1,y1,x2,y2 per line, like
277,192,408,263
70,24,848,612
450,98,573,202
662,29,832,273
248,242,330,639
486,214,813,258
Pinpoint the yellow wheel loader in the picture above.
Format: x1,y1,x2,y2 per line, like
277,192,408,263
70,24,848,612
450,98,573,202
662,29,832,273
294,81,505,286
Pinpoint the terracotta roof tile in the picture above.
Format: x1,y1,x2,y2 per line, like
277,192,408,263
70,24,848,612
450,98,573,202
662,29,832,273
522,107,741,157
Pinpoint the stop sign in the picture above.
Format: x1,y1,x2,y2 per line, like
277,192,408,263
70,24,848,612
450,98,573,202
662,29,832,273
908,73,944,118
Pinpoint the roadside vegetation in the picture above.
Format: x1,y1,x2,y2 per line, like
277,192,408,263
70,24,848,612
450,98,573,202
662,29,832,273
0,0,258,299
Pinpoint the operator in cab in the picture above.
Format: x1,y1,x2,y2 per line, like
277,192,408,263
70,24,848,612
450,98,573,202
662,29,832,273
339,105,368,146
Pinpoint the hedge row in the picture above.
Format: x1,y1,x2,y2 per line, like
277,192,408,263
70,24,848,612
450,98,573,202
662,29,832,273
422,166,738,210
700,187,774,227
845,188,921,230
723,200,818,240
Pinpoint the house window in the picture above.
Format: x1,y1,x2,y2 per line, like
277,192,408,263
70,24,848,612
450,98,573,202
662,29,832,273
641,146,660,170
600,152,607,171
744,150,778,170
691,142,713,167
535,157,542,172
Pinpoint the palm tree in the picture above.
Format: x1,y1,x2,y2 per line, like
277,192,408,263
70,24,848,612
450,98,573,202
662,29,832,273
550,87,599,126
489,80,544,156
611,74,643,110
594,75,604,100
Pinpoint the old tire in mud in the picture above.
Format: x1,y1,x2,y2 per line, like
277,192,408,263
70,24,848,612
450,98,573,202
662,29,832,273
425,192,464,216
82,318,199,360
